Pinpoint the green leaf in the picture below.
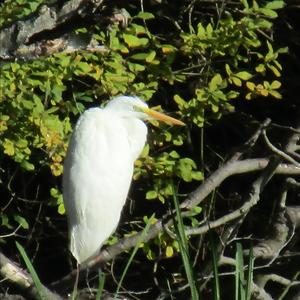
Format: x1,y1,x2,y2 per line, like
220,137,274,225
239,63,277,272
271,80,281,89
235,71,252,80
20,161,35,171
77,62,92,73
232,77,242,87
209,74,222,91
197,23,206,37
14,215,29,229
173,94,187,107
259,8,278,18
146,190,158,200
145,51,156,63
265,1,285,10
255,64,266,73
269,90,282,99
123,34,148,48
130,52,149,60
166,246,174,257
225,64,232,75
135,12,155,20
268,64,281,77
241,0,249,9
58,203,65,215
169,150,180,159
3,138,15,156
192,171,204,181
1,214,13,229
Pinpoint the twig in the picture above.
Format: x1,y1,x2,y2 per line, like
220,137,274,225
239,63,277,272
262,129,300,167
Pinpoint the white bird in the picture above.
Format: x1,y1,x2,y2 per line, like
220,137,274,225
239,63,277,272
63,96,184,264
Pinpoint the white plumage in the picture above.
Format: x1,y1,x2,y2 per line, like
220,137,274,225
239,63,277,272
63,96,184,264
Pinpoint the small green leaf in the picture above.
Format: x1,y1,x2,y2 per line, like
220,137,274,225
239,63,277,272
77,62,92,73
259,8,278,18
269,90,282,99
21,161,35,171
209,74,222,91
192,171,204,181
1,214,13,229
3,139,15,156
14,215,29,229
232,77,242,87
58,203,65,215
146,190,158,200
271,80,281,89
235,71,252,80
225,64,232,75
255,64,266,73
173,94,187,107
130,52,149,60
123,34,148,48
268,65,281,77
166,246,174,257
135,12,155,20
265,1,285,10
246,82,256,91
146,51,156,63
169,150,180,159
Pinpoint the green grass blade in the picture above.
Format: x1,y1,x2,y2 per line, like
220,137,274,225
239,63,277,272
114,214,155,299
15,241,46,300
235,243,245,300
235,248,239,300
96,269,106,300
211,236,220,300
245,246,254,300
172,183,199,300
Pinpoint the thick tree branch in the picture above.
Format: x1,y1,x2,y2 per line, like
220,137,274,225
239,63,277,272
51,157,300,291
0,251,63,300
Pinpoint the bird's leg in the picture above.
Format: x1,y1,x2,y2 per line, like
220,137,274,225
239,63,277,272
71,262,79,300
86,267,92,294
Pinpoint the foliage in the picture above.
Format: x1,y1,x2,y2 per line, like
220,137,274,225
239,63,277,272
0,0,288,297
0,0,45,27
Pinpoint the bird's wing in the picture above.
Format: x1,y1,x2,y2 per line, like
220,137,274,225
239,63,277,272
63,108,142,263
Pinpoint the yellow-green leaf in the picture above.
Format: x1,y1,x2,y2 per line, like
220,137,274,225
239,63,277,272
166,246,174,257
269,90,282,99
123,34,142,47
209,74,222,91
146,51,156,63
246,82,256,91
146,190,158,200
232,77,242,87
3,138,15,156
255,64,266,73
271,80,281,89
135,12,155,20
58,203,65,215
235,71,252,80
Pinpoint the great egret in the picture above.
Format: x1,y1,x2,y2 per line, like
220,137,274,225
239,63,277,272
63,96,184,264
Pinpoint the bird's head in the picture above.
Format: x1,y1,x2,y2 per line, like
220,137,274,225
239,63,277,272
105,96,185,126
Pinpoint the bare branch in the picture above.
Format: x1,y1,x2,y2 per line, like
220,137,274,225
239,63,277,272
0,251,63,300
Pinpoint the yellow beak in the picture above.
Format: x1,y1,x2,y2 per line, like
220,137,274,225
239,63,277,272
142,107,185,126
